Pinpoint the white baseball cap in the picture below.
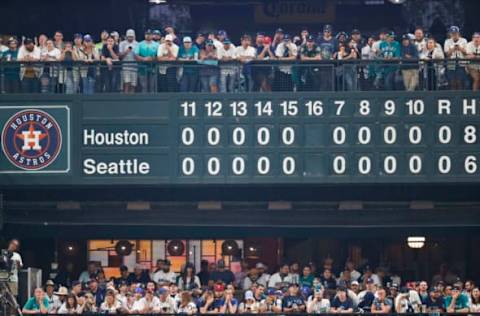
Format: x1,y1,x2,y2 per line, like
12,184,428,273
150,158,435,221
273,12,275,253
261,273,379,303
165,34,174,42
245,290,254,300
126,29,135,37
183,36,192,43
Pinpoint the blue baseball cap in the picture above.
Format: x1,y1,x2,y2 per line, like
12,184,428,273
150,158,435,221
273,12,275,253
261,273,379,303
323,24,333,32
83,34,93,42
449,26,460,33
158,288,168,295
267,288,276,295
217,30,227,36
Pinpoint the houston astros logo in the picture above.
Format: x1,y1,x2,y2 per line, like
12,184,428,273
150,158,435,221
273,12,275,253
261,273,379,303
2,109,62,170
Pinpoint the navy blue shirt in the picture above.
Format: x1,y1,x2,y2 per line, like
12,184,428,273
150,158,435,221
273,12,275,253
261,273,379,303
332,297,354,310
282,295,305,310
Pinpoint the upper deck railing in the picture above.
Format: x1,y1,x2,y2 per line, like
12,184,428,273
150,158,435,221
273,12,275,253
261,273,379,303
0,59,478,94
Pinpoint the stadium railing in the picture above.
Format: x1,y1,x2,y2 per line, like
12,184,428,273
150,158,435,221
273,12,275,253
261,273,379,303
0,59,477,94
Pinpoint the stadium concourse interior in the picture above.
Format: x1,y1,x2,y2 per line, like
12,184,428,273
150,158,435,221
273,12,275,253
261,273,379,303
1,184,480,294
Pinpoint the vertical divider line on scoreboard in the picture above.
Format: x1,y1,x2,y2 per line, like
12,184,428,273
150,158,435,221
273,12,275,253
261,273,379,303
169,93,177,184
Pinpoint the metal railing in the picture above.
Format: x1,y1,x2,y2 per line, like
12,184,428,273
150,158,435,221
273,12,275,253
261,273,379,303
0,59,478,94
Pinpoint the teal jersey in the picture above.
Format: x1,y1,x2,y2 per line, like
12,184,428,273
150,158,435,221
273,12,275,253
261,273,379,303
134,40,159,74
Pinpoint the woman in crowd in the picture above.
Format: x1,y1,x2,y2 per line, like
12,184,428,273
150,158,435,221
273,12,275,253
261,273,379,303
40,38,61,93
177,291,198,314
57,293,82,314
100,289,121,313
420,37,445,90
471,287,480,312
76,34,99,94
177,262,201,290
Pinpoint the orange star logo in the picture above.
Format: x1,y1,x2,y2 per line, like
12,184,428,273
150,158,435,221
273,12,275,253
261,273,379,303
16,123,47,153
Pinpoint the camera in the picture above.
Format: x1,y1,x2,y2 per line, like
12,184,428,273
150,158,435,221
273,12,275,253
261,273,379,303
0,249,13,272
128,46,132,50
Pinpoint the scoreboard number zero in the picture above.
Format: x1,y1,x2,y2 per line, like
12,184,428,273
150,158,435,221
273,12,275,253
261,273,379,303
176,97,479,181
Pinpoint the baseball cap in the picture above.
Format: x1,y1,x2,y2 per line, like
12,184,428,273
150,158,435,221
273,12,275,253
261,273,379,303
387,31,396,38
323,24,333,32
244,290,254,300
165,34,174,42
223,39,232,45
352,29,361,35
351,281,359,286
158,287,168,295
45,280,55,287
449,26,460,33
275,28,284,34
218,30,227,36
255,262,266,269
135,287,144,294
73,33,83,39
267,288,276,295
306,35,315,42
402,34,410,40
196,32,205,38
145,29,153,35
205,39,214,46
126,29,135,37
7,37,17,44
214,283,225,292
110,31,119,38
153,29,161,35
183,36,192,43
283,34,291,41
366,278,375,284
390,283,399,289
83,34,93,42
23,38,34,45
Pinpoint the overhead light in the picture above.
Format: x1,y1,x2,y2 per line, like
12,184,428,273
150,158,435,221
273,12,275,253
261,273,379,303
407,236,425,249
388,0,407,4
149,0,167,4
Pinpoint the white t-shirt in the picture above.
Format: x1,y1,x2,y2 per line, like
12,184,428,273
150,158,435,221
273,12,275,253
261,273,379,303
9,252,23,282
268,272,293,288
100,301,121,313
41,48,61,61
235,45,256,61
18,46,41,61
177,302,197,314
57,303,83,314
466,41,480,56
130,299,145,313
139,296,161,313
157,296,177,313
157,43,179,74
152,270,177,284
307,297,331,313
46,294,61,313
218,46,238,75
444,37,468,59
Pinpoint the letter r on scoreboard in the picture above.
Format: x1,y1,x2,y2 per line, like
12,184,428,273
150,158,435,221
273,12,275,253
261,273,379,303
0,105,71,174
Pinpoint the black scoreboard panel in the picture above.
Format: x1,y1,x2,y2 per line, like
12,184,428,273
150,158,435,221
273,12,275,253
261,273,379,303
173,93,480,184
0,92,479,186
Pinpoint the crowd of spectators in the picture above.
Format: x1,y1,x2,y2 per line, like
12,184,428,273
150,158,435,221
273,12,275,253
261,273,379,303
1,25,480,94
22,258,480,314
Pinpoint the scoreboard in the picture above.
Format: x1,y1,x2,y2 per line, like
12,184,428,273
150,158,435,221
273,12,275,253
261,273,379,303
0,92,479,186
